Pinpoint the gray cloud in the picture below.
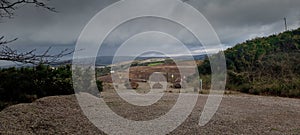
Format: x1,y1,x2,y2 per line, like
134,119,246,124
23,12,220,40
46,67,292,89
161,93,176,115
0,0,299,56
187,0,300,45
0,0,118,47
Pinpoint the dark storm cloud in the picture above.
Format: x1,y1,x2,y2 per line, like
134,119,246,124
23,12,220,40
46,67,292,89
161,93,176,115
186,0,300,45
0,0,118,47
0,0,299,51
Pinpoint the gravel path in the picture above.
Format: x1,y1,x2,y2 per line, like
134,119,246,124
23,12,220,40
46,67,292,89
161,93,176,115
0,92,299,135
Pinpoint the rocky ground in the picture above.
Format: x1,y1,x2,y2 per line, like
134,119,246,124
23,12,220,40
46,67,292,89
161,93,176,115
0,92,300,135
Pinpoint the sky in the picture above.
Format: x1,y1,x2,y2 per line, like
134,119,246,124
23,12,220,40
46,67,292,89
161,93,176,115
0,0,300,66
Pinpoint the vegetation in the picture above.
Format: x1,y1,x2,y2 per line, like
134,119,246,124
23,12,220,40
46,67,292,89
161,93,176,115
0,0,102,110
0,65,71,110
0,65,103,110
130,60,166,67
148,62,164,66
198,28,300,97
96,67,111,77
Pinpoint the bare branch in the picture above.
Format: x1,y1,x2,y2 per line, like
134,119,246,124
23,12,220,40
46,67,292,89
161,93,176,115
0,37,73,65
0,0,56,18
0,36,17,45
0,1,74,66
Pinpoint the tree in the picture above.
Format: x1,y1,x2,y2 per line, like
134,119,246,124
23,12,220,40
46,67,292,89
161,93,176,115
0,0,73,65
0,0,56,18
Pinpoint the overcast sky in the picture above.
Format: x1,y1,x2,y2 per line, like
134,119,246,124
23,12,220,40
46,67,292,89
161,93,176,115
1,0,300,65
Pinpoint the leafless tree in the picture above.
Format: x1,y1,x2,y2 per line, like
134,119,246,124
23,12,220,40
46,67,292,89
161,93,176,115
0,0,56,18
0,0,73,65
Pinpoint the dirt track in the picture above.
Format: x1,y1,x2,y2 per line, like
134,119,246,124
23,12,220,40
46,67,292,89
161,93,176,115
0,92,300,135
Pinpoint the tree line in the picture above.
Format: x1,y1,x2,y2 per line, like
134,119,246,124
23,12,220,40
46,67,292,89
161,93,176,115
198,28,300,97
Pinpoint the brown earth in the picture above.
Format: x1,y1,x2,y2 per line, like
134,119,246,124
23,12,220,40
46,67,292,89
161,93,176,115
98,61,198,84
0,92,300,135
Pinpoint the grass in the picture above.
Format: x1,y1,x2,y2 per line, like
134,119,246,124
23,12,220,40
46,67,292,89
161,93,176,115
148,62,163,66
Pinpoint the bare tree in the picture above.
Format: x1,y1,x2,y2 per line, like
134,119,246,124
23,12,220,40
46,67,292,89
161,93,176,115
0,0,73,65
0,36,73,65
0,0,56,18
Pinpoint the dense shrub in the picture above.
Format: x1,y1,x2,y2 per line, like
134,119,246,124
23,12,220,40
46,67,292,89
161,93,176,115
96,80,103,92
0,65,72,110
0,65,103,110
197,28,300,98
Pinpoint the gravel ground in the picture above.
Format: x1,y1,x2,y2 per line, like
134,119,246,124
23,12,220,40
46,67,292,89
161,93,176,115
0,92,299,135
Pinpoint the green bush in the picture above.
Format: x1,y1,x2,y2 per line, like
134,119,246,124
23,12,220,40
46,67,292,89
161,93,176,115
197,28,300,98
96,80,103,92
0,65,104,110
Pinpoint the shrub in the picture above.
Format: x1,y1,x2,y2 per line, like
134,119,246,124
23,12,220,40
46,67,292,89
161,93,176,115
0,65,104,110
96,80,103,92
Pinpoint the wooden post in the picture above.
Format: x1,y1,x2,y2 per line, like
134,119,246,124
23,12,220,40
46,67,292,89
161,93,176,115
200,79,203,91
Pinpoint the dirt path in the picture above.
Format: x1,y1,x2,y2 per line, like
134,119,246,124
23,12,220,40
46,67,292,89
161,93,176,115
0,93,299,135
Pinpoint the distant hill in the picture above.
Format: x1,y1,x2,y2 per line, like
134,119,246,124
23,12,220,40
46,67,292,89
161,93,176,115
95,55,205,66
199,27,300,97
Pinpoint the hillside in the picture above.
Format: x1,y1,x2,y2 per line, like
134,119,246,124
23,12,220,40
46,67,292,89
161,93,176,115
199,28,300,97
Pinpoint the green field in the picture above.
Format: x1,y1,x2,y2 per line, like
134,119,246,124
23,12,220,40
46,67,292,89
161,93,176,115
148,62,164,66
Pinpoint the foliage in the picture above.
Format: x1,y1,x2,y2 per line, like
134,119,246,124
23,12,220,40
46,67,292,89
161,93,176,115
0,65,103,110
198,58,211,75
96,67,111,77
96,80,103,92
164,58,175,65
148,62,163,66
198,28,300,97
